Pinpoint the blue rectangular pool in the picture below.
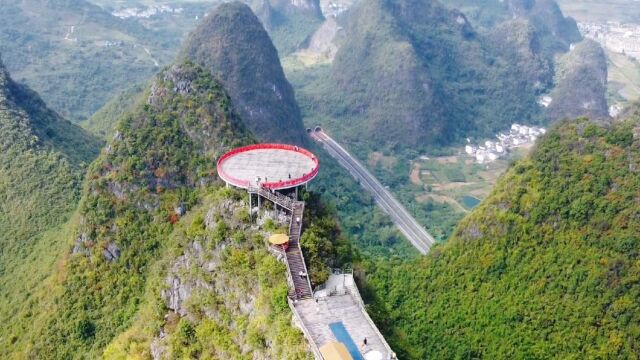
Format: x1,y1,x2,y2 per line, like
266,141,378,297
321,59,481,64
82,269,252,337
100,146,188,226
329,322,364,360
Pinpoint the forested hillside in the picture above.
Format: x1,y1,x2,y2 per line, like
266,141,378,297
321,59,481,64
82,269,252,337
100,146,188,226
180,2,308,144
441,0,581,56
102,188,313,359
101,186,351,358
83,83,147,140
0,56,102,354
365,113,640,358
15,62,252,357
2,60,348,358
1,1,632,358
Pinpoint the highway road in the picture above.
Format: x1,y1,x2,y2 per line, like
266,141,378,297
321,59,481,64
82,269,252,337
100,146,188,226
310,129,435,254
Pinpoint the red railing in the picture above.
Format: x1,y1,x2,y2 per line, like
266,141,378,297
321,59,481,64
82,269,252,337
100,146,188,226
216,143,319,189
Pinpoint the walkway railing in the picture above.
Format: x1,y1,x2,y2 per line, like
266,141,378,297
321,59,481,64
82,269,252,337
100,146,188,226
218,143,319,189
288,298,324,360
289,203,313,297
249,186,296,210
346,276,396,359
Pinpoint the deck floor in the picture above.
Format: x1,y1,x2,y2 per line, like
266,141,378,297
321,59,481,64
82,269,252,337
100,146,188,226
220,149,316,185
294,295,387,358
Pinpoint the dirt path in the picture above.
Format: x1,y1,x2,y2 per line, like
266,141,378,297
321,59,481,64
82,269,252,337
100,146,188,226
410,164,422,185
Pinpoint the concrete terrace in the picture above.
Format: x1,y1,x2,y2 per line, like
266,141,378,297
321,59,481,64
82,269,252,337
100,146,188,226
291,273,395,360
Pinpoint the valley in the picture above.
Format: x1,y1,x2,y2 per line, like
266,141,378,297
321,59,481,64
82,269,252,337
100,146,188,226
311,129,435,254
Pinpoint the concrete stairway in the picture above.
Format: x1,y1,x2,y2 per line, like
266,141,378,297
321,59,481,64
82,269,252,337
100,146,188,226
251,187,313,299
287,202,313,299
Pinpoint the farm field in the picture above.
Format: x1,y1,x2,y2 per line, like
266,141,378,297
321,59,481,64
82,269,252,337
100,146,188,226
606,49,640,109
367,144,532,242
409,146,531,214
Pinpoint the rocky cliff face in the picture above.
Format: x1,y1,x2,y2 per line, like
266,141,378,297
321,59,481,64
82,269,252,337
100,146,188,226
128,193,311,359
180,2,307,144
547,40,609,120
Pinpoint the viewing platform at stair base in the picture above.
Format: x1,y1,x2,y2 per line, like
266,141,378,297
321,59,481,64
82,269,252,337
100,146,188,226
290,271,396,360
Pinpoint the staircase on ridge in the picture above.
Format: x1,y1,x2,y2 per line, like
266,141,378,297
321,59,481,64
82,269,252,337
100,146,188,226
250,187,314,299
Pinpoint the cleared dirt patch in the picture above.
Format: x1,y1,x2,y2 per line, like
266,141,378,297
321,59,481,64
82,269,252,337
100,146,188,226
471,188,491,198
431,182,474,191
435,155,459,164
410,164,422,185
478,170,500,183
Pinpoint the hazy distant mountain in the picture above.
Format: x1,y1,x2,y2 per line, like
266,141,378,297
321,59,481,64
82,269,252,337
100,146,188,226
248,0,324,54
0,0,180,122
442,0,582,55
180,1,308,144
299,0,547,150
547,39,610,121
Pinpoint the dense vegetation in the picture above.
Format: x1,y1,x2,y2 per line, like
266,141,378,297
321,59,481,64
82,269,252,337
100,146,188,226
6,62,252,357
2,2,631,358
0,57,102,354
440,0,581,57
179,1,308,144
83,83,147,140
364,114,640,358
0,0,323,123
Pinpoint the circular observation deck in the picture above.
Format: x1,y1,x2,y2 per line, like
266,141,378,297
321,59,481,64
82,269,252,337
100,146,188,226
217,144,319,190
